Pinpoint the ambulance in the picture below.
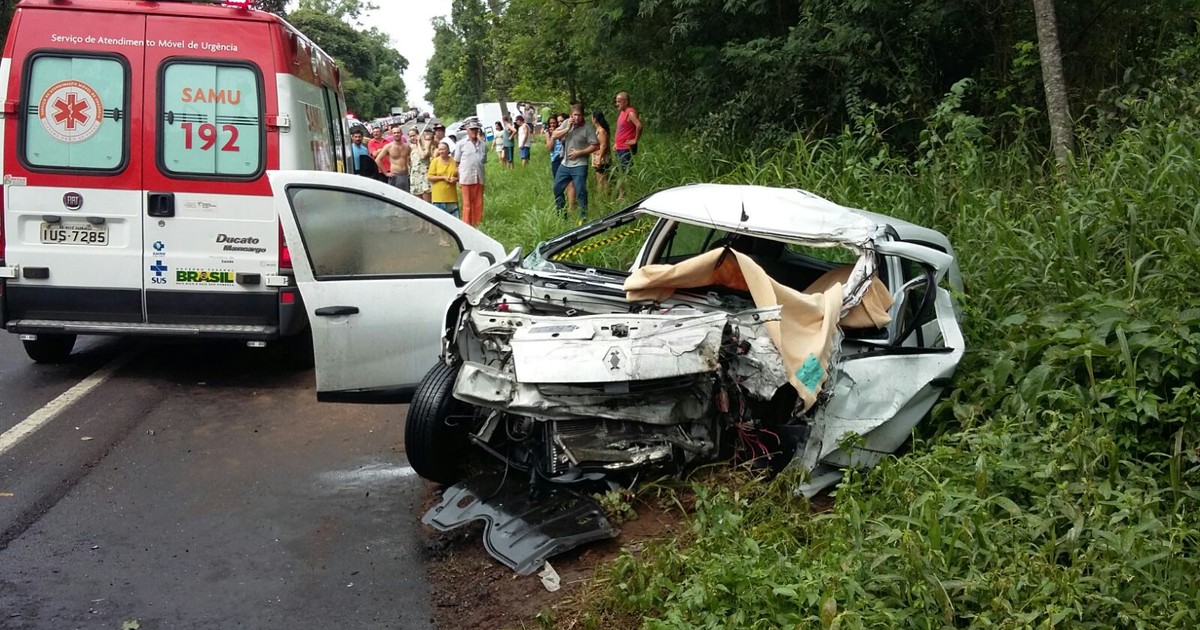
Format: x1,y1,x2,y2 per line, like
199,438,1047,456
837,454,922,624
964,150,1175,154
0,0,350,362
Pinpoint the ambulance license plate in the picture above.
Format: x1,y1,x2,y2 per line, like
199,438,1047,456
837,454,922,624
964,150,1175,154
40,222,108,246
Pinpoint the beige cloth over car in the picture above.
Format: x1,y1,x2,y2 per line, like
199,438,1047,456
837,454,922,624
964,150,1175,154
623,248,892,409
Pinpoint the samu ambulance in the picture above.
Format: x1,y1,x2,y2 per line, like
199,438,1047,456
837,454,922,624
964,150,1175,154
0,0,350,362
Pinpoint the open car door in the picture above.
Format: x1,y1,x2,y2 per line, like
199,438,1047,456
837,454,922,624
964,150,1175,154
267,171,504,402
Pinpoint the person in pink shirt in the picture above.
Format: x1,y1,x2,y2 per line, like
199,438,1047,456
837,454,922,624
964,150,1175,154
613,91,643,171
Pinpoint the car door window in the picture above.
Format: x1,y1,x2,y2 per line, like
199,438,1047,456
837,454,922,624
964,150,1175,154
286,187,462,279
657,222,728,263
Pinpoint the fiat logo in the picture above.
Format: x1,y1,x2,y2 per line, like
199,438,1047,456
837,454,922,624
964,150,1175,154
63,191,83,210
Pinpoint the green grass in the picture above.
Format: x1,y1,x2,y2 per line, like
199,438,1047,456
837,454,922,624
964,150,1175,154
476,73,1200,629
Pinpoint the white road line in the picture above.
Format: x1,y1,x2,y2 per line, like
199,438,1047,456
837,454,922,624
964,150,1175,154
0,351,137,458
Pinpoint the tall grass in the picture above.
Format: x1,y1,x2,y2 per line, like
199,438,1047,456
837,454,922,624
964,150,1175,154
476,62,1200,629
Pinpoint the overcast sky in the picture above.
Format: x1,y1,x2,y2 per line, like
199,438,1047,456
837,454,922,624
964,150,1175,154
363,1,452,114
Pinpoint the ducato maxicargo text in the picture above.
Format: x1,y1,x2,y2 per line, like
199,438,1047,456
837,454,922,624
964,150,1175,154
0,0,354,362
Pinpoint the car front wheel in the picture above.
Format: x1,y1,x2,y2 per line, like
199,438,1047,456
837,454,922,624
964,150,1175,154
23,334,77,363
405,362,473,484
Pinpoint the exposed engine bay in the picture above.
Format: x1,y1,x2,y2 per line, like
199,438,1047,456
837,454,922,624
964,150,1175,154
447,267,817,483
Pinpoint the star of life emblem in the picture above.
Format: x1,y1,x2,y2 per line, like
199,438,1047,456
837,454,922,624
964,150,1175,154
38,80,103,143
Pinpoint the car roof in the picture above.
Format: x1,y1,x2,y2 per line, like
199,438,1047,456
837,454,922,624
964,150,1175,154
638,183,953,253
638,184,880,246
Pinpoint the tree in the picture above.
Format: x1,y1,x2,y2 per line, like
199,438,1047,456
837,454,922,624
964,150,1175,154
1032,0,1074,168
0,0,15,38
287,8,408,118
296,0,378,22
492,0,584,106
252,0,288,16
426,17,477,118
485,0,511,120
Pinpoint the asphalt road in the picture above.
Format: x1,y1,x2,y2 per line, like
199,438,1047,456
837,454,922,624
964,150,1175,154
0,334,433,629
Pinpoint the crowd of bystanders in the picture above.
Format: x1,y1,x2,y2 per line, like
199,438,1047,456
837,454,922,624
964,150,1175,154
349,91,643,229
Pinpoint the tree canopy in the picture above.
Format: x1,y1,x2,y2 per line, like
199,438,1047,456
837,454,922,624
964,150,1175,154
285,6,407,119
425,0,1198,155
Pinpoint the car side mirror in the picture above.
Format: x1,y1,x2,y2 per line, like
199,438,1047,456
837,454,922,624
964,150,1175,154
452,250,497,288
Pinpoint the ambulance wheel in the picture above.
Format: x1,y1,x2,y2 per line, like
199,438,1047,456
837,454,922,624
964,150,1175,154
405,362,471,484
23,334,77,364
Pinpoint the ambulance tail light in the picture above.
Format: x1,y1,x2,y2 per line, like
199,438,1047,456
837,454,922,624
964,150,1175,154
278,221,292,271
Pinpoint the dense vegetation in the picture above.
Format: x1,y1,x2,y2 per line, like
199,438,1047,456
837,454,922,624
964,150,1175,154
473,36,1200,628
427,1,1194,147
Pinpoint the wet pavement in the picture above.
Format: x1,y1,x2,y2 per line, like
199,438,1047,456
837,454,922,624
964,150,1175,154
0,336,433,629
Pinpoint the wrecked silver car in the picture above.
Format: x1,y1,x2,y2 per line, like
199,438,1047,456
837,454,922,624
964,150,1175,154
407,184,964,572
265,172,963,573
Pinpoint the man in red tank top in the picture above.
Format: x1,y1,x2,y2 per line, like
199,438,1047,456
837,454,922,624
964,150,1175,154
614,91,643,171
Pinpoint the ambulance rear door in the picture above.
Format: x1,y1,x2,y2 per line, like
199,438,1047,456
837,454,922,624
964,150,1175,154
2,11,146,327
140,15,277,333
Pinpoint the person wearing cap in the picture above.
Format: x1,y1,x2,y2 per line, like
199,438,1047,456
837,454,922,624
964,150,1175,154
433,122,457,160
456,120,488,227
427,139,459,218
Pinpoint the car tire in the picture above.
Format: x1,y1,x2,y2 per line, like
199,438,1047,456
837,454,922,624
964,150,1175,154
23,334,77,363
405,362,471,484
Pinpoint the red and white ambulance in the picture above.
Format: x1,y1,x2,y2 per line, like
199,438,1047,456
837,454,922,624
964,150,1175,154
0,0,350,362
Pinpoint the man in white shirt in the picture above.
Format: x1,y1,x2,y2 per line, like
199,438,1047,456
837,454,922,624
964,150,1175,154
456,119,488,226
516,115,531,167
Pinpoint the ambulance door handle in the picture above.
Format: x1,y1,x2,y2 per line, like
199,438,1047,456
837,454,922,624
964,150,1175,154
148,192,175,218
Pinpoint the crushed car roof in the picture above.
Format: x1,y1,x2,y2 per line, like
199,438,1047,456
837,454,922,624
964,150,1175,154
637,184,881,247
